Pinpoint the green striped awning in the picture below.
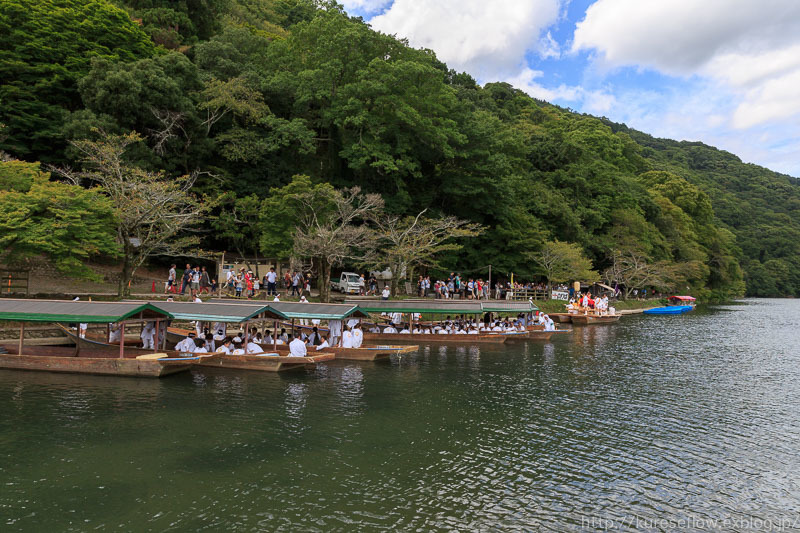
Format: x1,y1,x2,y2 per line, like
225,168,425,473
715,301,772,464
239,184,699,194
344,299,537,314
0,300,173,323
149,302,280,323
267,302,368,320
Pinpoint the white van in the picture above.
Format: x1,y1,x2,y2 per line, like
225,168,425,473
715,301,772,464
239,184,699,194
336,272,362,294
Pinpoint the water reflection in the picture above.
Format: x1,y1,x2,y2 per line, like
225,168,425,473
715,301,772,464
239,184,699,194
1,300,799,531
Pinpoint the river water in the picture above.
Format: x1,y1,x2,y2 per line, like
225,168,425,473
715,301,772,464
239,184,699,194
1,299,799,531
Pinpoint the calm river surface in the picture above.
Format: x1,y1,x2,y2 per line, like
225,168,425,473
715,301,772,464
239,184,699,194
2,299,799,531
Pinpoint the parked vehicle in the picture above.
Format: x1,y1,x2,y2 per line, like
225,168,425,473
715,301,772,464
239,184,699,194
335,272,362,294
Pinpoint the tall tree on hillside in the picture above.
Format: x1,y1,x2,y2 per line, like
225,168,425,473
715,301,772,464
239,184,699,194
56,132,208,296
0,0,154,161
373,210,484,296
260,175,383,302
0,160,119,277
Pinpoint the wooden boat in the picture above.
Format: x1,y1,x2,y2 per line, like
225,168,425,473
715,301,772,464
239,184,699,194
264,344,419,362
0,345,195,378
59,324,160,356
548,313,574,323
363,332,510,344
195,352,335,372
569,314,621,325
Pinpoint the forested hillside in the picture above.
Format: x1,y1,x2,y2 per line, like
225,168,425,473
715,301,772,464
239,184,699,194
1,0,798,297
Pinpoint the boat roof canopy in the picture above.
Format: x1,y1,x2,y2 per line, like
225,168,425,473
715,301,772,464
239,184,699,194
0,300,172,323
268,302,368,320
344,299,538,314
669,295,696,301
150,301,281,323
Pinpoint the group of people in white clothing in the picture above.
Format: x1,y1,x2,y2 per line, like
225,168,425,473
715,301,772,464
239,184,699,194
374,314,538,335
566,293,615,315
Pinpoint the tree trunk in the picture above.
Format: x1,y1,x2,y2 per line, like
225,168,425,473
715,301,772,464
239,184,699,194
119,241,132,298
320,257,331,303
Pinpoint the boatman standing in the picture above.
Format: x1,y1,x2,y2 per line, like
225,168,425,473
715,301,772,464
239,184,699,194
140,321,156,349
352,325,363,348
289,333,307,357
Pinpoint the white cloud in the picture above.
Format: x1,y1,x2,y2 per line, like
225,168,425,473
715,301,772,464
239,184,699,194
572,0,800,74
571,0,800,131
505,68,615,114
369,0,562,79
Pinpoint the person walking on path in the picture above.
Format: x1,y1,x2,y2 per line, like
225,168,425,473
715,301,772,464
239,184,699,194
180,264,192,295
266,267,278,296
165,264,177,294
199,266,211,294
291,271,302,297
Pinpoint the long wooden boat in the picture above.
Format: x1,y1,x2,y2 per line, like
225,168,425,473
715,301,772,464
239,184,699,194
195,352,335,372
363,332,510,344
58,324,158,356
264,344,419,362
569,314,622,325
0,345,195,378
548,313,574,323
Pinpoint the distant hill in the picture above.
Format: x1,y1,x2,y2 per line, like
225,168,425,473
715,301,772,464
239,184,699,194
1,0,796,297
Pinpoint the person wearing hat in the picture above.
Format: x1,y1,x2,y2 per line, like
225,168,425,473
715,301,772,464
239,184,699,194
231,337,245,355
298,295,309,325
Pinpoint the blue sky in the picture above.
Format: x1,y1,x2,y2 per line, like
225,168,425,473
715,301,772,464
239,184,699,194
341,0,800,177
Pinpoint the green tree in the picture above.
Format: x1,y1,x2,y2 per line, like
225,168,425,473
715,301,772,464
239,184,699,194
58,132,208,296
0,0,154,160
529,240,598,294
260,175,383,302
0,160,119,277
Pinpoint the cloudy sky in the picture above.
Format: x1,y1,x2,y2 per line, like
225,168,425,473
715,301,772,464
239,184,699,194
341,0,800,177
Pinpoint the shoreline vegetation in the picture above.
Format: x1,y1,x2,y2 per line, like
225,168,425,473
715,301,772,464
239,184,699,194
2,1,799,299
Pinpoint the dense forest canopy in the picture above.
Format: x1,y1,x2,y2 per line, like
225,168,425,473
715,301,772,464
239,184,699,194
1,0,798,298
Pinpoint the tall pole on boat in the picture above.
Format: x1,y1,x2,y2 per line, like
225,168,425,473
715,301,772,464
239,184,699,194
154,319,160,353
119,323,125,359
18,322,24,356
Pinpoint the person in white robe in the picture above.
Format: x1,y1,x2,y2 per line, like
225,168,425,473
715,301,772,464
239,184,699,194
399,326,411,334
192,338,208,353
352,326,364,348
289,334,307,357
140,321,156,349
108,323,122,343
341,326,354,348
437,328,449,335
328,320,342,346
246,340,264,354
315,336,330,350
216,338,233,354
299,296,310,325
383,325,397,334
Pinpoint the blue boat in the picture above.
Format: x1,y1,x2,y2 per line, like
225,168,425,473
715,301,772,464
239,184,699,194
643,305,693,315
643,296,696,315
